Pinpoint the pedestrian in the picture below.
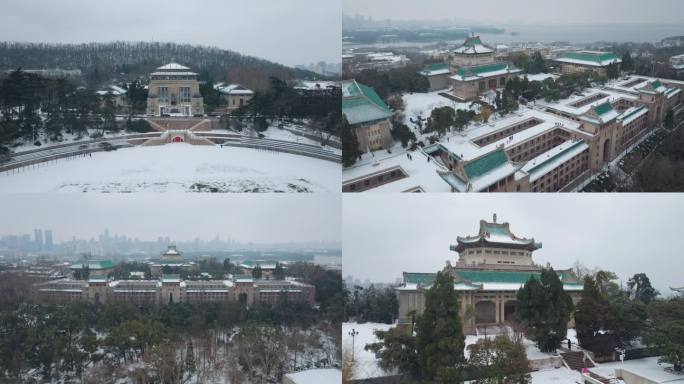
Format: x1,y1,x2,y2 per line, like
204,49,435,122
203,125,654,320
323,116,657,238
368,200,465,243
568,339,571,350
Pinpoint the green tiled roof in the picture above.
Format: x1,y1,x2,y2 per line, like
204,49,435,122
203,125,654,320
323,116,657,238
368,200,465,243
70,259,116,270
404,272,438,285
651,80,663,89
559,51,620,64
463,36,484,47
526,141,587,175
464,149,509,179
342,80,393,125
404,270,583,287
594,102,614,116
457,63,508,77
426,62,448,72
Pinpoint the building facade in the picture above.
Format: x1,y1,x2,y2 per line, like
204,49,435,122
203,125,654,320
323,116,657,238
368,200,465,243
214,83,254,113
397,215,583,334
554,51,621,77
418,36,522,100
146,63,204,117
342,80,394,152
35,274,315,307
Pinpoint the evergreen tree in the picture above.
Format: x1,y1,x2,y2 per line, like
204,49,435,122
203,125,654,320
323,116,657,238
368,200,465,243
416,271,466,383
627,273,659,304
516,268,574,353
428,106,456,136
528,52,546,74
341,116,360,167
621,51,634,72
185,340,196,375
606,62,620,79
468,335,531,384
274,263,286,280
644,298,684,371
252,265,262,279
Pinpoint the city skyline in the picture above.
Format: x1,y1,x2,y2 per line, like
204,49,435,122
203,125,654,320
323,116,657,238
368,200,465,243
0,195,341,245
343,0,684,25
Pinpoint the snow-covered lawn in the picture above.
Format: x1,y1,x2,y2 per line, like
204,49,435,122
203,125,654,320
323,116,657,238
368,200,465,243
11,129,147,153
0,143,340,193
343,322,395,380
402,90,471,134
590,356,684,383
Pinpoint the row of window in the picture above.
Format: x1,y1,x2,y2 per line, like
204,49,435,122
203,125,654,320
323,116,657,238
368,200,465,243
473,118,543,147
531,152,589,192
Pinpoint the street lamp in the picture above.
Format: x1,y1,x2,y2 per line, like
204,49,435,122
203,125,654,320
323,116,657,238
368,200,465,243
348,328,359,362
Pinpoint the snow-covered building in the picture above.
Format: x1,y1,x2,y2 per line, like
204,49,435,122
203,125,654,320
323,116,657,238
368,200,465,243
342,80,394,152
148,245,197,277
417,36,522,100
343,73,684,193
293,80,340,96
239,260,286,279
95,84,127,108
146,63,204,117
213,83,254,112
68,259,116,277
670,53,684,74
396,215,583,334
554,50,621,77
35,273,315,306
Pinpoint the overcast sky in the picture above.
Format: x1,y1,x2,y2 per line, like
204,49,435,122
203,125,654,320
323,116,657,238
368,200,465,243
1,194,340,244
343,194,684,296
0,0,340,66
344,0,684,25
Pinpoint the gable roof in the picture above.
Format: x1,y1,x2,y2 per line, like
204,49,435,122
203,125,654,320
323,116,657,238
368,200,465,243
342,80,393,125
555,51,621,67
463,149,509,179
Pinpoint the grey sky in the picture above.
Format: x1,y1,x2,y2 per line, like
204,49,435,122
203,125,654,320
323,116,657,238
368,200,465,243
1,194,341,244
343,194,684,296
0,0,341,66
344,0,684,25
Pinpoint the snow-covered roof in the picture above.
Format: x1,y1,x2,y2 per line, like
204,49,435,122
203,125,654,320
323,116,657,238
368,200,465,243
293,80,340,91
214,83,254,95
150,71,198,76
521,140,589,183
453,36,494,55
96,84,127,96
455,218,541,250
617,106,648,126
284,368,342,384
538,88,637,119
450,62,522,82
419,63,450,76
342,80,393,125
342,148,454,193
555,51,621,67
157,62,190,70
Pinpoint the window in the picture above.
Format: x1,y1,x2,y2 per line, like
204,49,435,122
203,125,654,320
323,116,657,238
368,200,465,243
158,87,169,103
179,87,191,103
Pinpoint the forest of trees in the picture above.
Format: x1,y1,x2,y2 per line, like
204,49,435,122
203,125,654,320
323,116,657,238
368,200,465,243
0,265,342,383
0,41,323,90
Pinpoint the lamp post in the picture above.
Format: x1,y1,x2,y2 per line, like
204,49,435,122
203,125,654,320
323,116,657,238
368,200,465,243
348,328,359,362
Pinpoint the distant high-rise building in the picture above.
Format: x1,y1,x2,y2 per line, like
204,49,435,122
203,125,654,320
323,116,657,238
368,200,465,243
34,229,44,250
44,230,53,251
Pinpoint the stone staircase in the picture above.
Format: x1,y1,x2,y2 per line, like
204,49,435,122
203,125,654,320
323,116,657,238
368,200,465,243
561,351,595,371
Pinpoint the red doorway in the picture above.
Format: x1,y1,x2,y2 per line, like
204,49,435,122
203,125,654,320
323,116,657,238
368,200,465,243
172,136,184,143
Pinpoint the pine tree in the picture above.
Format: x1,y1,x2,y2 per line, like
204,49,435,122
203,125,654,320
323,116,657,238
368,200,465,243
416,271,466,383
516,268,574,352
342,116,360,167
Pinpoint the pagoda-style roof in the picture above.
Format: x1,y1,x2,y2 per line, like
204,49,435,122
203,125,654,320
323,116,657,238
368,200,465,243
399,269,582,292
451,215,541,252
580,101,619,125
453,36,494,55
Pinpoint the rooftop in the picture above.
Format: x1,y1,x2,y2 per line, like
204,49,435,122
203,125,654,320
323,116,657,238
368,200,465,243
342,80,393,126
453,36,494,55
555,51,621,67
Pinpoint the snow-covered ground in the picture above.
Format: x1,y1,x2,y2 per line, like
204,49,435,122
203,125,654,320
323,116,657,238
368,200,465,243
344,322,584,381
342,322,395,380
402,90,472,134
11,129,147,153
283,368,341,384
524,73,559,82
590,356,684,383
0,143,340,193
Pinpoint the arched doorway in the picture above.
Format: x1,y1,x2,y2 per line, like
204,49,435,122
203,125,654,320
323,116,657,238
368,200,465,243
602,139,611,163
475,301,496,324
172,136,184,143
504,300,517,322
